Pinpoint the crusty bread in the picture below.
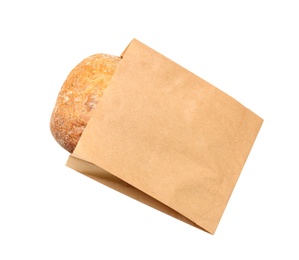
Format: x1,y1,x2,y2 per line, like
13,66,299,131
50,54,121,153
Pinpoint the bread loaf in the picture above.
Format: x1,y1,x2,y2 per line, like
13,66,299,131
50,54,121,153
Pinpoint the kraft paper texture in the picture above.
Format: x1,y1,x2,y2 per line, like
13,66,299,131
66,39,263,234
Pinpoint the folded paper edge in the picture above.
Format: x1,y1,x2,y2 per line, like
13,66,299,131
66,154,212,234
120,38,137,58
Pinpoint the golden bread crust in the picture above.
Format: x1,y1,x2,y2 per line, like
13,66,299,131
50,54,121,153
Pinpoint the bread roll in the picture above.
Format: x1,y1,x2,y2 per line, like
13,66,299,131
50,54,121,153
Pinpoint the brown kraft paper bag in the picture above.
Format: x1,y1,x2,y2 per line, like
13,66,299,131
66,39,263,234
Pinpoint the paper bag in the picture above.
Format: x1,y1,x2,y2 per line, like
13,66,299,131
66,39,263,234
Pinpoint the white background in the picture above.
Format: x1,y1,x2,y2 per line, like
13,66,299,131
1,0,298,259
